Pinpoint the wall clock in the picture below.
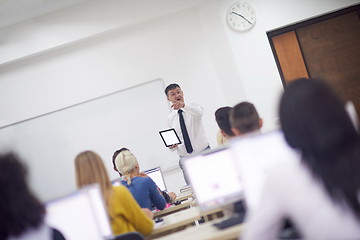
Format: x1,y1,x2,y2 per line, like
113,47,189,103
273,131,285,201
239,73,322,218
226,2,256,31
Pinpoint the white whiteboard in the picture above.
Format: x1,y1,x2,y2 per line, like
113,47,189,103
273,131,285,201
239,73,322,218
0,79,179,201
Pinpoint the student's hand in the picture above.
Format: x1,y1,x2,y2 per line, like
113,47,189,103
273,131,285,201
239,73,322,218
171,101,185,110
168,144,178,149
142,208,154,219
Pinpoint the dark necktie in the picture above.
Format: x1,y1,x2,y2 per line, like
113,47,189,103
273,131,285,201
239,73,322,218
178,109,193,153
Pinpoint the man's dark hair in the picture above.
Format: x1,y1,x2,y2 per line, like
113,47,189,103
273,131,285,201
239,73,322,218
230,101,260,134
215,106,234,137
165,83,180,96
0,152,45,239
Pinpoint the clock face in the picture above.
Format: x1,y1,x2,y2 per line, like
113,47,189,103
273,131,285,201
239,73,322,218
226,2,256,31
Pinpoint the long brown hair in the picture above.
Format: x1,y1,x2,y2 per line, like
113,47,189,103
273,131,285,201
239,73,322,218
74,151,113,211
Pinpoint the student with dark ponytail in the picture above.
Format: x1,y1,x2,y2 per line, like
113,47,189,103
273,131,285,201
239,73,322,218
243,78,360,239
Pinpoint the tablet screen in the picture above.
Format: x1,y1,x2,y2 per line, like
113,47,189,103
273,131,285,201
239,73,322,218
159,128,181,147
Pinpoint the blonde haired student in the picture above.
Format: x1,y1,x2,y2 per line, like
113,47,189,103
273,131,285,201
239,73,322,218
74,151,154,236
114,148,168,210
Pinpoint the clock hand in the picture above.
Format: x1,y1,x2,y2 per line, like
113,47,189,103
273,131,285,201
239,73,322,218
231,11,252,25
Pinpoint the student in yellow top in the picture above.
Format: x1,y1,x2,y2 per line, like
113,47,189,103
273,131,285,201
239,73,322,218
74,150,154,236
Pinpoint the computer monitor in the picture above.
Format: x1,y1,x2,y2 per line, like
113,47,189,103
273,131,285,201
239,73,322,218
183,147,244,212
231,130,300,214
45,184,113,240
144,167,167,192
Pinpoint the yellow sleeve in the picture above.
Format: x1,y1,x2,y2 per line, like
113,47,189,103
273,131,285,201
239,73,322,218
110,186,154,236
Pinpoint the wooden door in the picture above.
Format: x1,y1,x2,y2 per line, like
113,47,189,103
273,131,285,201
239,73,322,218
268,4,360,117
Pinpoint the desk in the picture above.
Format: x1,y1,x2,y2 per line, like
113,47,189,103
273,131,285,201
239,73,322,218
153,219,245,240
154,199,193,218
200,207,224,222
188,199,224,222
174,191,193,202
149,207,201,239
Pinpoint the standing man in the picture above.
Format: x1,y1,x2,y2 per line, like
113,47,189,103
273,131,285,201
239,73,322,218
165,83,210,183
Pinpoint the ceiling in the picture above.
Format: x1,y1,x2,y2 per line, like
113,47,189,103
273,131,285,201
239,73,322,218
0,0,92,29
0,0,207,30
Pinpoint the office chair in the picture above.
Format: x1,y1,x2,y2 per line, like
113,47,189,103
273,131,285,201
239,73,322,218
113,232,145,240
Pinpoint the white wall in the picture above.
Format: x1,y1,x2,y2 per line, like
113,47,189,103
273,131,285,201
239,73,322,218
0,1,227,199
0,0,358,200
218,0,359,132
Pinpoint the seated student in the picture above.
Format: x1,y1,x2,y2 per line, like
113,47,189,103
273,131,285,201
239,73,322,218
229,101,262,137
0,152,65,240
111,148,126,185
113,148,167,210
242,78,360,239
112,148,176,203
216,103,262,219
231,101,300,237
74,151,154,236
215,106,234,145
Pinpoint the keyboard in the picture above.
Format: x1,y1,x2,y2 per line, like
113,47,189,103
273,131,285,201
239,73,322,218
213,213,245,229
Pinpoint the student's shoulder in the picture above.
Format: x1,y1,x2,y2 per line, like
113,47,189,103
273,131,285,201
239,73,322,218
112,185,135,199
112,186,137,204
134,176,153,183
134,176,157,187
113,185,129,194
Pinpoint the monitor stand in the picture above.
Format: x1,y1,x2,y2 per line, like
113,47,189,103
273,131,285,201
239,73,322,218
213,212,245,229
213,200,246,229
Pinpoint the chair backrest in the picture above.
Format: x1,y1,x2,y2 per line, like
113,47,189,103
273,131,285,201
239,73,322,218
113,232,145,240
45,184,113,240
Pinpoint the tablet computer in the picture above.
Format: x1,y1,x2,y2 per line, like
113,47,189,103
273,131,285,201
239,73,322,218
159,128,181,147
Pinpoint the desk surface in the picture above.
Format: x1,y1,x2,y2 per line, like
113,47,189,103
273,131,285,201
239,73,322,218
174,191,193,202
153,219,245,240
154,199,193,218
150,207,201,238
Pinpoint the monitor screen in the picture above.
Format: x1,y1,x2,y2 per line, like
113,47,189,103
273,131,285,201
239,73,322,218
183,147,244,212
144,167,167,192
231,130,300,214
45,184,113,240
